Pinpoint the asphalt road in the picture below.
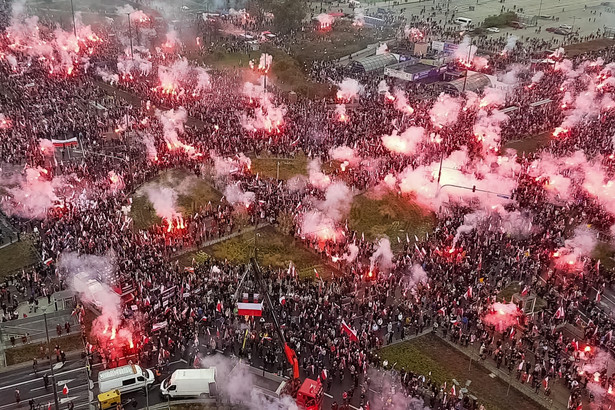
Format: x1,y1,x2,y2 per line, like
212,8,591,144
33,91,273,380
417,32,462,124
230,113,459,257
0,355,89,410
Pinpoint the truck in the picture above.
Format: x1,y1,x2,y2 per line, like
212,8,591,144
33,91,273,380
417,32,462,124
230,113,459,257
160,368,217,399
98,364,155,395
248,258,323,410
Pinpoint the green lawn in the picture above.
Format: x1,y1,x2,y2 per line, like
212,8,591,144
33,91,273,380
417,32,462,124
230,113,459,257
0,237,39,280
5,333,83,366
593,241,615,271
349,192,436,250
378,334,544,410
250,153,309,181
179,225,335,280
503,131,551,154
131,169,221,230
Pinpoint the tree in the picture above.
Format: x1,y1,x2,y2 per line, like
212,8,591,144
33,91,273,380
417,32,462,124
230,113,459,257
272,0,307,35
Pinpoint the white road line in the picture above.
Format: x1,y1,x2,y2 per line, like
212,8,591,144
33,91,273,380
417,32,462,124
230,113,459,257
0,367,86,391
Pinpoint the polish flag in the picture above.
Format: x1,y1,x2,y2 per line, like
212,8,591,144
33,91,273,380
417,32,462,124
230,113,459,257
341,320,358,342
62,384,69,395
279,296,286,306
596,291,601,304
554,306,564,319
520,286,529,297
44,258,54,266
238,294,262,316
464,286,472,299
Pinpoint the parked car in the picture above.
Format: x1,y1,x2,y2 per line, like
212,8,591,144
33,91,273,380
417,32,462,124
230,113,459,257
486,27,500,33
546,27,557,33
509,21,525,29
554,28,571,35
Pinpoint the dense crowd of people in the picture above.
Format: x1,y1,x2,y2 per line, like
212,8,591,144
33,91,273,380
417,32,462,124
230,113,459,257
0,1,615,409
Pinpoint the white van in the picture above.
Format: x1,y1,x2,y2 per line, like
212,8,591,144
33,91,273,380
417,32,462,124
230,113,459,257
98,364,155,395
160,368,217,399
454,17,472,27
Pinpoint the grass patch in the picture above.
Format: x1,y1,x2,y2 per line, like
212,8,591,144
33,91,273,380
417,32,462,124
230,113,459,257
0,237,39,280
349,192,436,250
593,242,615,271
131,169,221,230
378,334,544,410
181,225,335,280
497,282,521,302
250,152,309,180
5,333,83,366
503,131,550,154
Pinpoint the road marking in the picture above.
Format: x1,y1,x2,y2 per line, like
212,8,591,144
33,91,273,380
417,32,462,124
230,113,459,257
56,379,75,386
60,396,79,404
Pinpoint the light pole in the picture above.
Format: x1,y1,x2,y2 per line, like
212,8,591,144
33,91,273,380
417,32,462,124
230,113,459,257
44,312,61,410
462,37,473,94
538,0,543,17
127,13,134,60
70,0,77,38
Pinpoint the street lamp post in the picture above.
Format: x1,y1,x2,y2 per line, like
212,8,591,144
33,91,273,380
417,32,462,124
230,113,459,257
44,312,61,410
127,13,134,60
70,0,77,38
462,37,473,94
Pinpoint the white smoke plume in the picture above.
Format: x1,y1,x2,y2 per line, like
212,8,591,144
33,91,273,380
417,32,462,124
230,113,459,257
473,109,509,151
60,252,121,328
342,243,359,262
141,133,158,161
329,146,361,166
531,71,544,84
316,13,335,27
553,226,597,270
502,35,518,54
430,93,461,127
307,158,331,189
370,237,394,272
1,167,63,219
39,139,55,156
96,67,119,85
404,263,428,291
394,88,414,114
336,78,363,101
353,8,365,26
301,182,352,241
382,126,425,155
376,43,389,55
455,36,477,62
155,107,195,154
224,183,255,208
211,153,252,178
142,183,180,220
196,354,300,410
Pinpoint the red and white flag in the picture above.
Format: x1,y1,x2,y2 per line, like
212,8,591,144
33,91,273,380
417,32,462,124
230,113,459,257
237,293,262,316
62,384,69,395
464,286,472,299
216,301,223,312
554,306,564,319
43,258,54,266
451,385,456,397
520,286,529,297
279,296,286,306
596,291,601,304
341,320,358,342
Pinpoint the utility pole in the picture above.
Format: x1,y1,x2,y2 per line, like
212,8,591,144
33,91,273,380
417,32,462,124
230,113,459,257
127,13,134,60
462,37,473,93
70,0,77,38
44,313,61,410
538,0,543,17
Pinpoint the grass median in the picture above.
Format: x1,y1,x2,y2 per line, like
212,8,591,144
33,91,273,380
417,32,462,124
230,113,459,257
5,333,83,366
378,333,544,410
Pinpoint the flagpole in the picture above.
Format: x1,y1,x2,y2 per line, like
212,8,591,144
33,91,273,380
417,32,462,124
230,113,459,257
44,312,61,410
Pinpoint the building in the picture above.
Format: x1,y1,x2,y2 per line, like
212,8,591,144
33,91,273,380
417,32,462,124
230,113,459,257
348,54,399,75
384,58,446,82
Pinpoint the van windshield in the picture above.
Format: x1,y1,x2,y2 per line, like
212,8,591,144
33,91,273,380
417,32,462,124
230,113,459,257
142,369,149,379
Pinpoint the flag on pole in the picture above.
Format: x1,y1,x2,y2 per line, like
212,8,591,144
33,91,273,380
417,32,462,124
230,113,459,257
62,384,69,395
554,306,564,319
596,291,601,304
43,258,54,266
341,320,359,342
521,286,529,297
237,293,262,316
464,286,472,299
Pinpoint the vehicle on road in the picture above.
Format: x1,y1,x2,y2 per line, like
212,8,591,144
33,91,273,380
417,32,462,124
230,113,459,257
160,368,217,399
559,24,573,30
509,21,525,29
98,364,155,395
97,389,121,409
554,27,572,35
486,27,500,33
546,27,557,32
454,17,472,27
